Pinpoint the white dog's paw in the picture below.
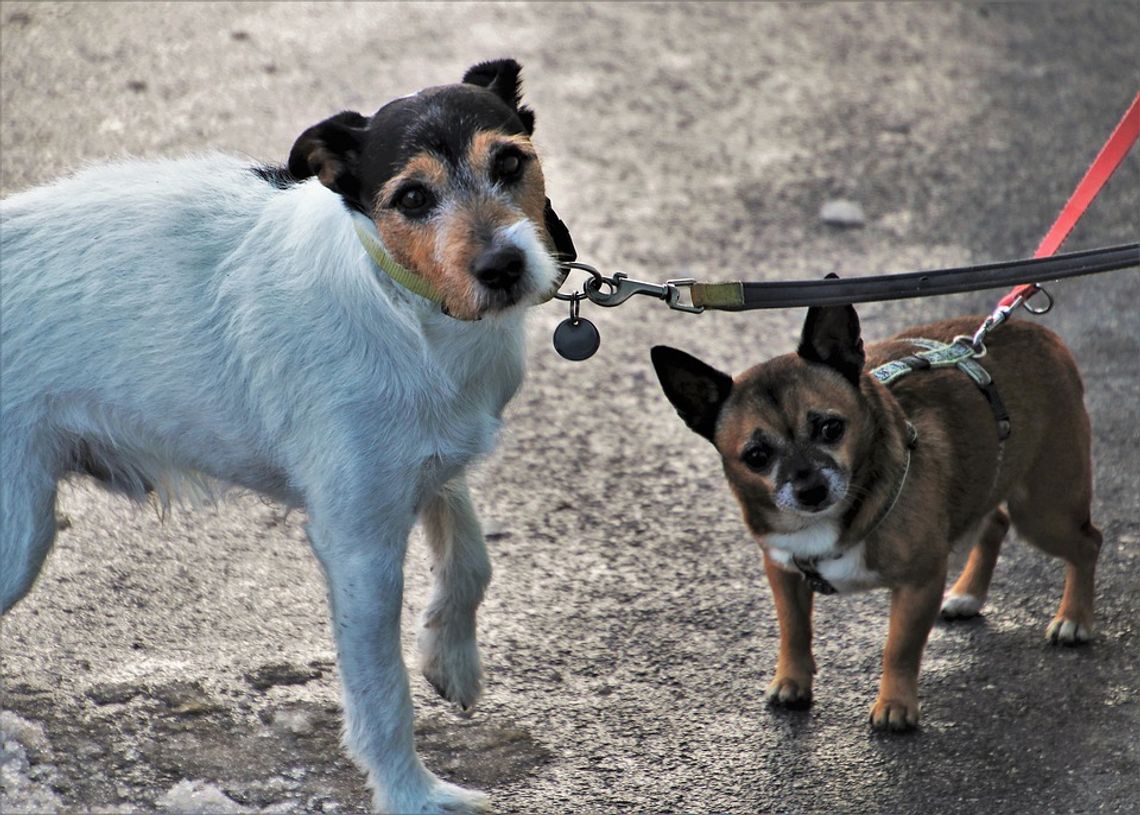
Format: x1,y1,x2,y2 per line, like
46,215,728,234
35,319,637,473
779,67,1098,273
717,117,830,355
418,617,483,711
380,778,490,815
940,592,984,620
1045,616,1093,646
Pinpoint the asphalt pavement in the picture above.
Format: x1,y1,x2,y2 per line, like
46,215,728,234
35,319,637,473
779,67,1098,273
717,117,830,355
1,3,1138,814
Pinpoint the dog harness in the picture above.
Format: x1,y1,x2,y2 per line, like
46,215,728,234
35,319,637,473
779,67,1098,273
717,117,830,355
870,337,1011,440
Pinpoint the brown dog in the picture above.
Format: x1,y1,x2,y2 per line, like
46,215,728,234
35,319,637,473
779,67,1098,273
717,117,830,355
652,304,1101,730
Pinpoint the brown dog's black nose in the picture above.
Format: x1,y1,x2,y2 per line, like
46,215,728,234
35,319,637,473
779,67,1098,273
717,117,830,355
473,246,525,290
787,454,829,508
796,481,830,509
791,465,830,509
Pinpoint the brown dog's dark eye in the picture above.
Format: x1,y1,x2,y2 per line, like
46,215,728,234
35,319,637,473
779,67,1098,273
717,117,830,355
818,418,845,444
742,443,774,472
494,151,525,183
394,186,433,216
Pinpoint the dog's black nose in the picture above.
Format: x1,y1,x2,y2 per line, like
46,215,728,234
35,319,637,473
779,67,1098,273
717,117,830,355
473,246,525,290
795,480,830,509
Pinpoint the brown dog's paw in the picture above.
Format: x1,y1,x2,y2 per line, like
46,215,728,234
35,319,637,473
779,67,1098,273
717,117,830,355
1045,616,1093,646
869,696,920,731
766,676,813,709
940,592,984,620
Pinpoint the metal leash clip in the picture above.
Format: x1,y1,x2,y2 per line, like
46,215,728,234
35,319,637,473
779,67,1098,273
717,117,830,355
549,263,704,361
583,271,704,313
970,284,1055,352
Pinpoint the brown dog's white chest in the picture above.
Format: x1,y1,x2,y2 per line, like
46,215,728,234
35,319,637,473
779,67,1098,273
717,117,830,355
764,522,886,594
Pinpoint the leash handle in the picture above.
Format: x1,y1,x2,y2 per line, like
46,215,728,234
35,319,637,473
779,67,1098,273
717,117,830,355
996,91,1140,310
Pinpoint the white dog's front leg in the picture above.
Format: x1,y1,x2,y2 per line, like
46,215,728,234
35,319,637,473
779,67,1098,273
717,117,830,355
306,512,488,815
418,477,492,711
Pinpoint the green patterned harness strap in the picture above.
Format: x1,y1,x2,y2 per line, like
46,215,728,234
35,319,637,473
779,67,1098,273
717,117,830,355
870,338,1011,440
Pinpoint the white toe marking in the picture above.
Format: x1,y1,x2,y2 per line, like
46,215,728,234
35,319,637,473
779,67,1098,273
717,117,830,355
1047,618,1093,645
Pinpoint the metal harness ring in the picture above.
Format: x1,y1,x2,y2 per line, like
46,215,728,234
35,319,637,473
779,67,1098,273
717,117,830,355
1022,285,1055,314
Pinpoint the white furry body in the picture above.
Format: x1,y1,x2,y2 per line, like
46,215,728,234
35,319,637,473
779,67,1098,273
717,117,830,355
0,155,554,813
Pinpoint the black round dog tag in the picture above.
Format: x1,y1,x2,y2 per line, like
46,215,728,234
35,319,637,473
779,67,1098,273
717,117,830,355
553,317,600,361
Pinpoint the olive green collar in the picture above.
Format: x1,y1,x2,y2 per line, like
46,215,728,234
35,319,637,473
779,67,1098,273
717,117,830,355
354,221,566,320
354,222,447,307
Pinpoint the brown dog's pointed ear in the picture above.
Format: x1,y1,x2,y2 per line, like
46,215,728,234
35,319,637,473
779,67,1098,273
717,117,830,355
544,198,576,262
287,111,370,208
651,346,733,443
797,277,865,386
463,59,535,134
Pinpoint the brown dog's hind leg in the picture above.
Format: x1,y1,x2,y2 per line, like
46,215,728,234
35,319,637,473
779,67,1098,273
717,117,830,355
764,552,816,708
1007,412,1101,645
1045,520,1102,645
941,507,1010,620
1011,502,1101,645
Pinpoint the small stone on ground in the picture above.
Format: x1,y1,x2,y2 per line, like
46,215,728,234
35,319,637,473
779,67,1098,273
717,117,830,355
156,779,251,814
819,198,866,227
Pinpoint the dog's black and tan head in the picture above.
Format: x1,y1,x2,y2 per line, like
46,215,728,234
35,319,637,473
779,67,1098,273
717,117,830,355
286,59,575,320
652,304,874,536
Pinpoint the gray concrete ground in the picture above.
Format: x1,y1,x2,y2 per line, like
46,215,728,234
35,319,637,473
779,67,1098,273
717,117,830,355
2,2,1138,813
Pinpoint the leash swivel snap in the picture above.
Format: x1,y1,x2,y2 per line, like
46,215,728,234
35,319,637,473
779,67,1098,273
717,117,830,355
550,263,703,361
970,282,1056,352
584,272,704,313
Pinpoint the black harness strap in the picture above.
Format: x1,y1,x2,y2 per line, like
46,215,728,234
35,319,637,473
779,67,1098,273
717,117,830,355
977,380,1012,441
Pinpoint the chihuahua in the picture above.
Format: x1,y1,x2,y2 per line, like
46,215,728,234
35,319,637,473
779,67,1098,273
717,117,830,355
652,304,1100,730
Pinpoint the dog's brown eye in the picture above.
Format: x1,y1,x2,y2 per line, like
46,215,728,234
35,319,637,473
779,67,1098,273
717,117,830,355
494,152,525,183
818,418,845,444
395,186,432,216
742,443,774,472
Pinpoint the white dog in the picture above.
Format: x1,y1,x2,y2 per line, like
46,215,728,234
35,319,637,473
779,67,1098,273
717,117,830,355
0,59,575,814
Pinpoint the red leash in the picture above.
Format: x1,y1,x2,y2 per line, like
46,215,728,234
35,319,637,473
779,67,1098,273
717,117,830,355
996,91,1140,311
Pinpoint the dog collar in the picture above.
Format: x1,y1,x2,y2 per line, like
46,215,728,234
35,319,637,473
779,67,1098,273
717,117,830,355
354,222,567,321
860,420,919,539
354,222,451,309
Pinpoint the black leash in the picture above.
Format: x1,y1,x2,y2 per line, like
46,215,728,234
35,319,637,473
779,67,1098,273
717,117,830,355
550,242,1139,360
686,242,1140,311
568,242,1139,313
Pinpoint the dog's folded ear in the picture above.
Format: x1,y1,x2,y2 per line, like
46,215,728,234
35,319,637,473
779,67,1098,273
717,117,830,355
463,59,536,134
651,346,733,443
797,280,865,387
287,111,371,208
